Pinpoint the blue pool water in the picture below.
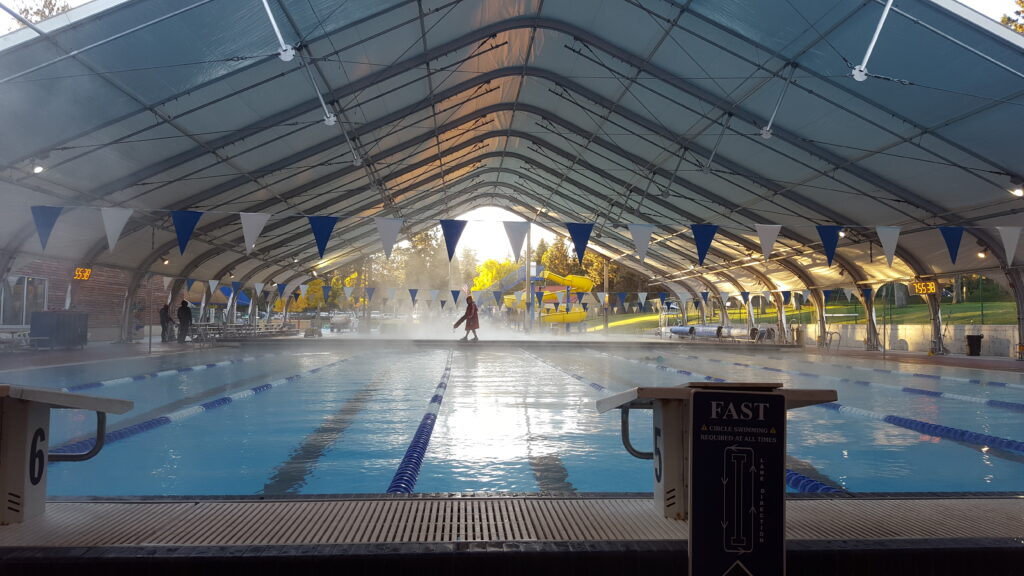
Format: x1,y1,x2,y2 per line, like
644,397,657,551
23,343,1024,496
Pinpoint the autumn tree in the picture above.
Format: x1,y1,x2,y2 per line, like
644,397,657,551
1002,0,1024,33
14,0,70,25
472,259,518,291
458,247,479,289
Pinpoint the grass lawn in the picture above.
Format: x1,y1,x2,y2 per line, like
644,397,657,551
584,301,1018,334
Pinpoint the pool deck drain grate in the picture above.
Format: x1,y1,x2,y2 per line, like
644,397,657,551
2,495,1022,546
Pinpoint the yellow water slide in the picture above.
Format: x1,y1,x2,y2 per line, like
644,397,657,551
501,271,594,323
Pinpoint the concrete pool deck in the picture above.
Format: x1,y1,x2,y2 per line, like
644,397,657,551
1,493,1022,574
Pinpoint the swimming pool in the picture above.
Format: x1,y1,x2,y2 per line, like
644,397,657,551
29,342,1024,496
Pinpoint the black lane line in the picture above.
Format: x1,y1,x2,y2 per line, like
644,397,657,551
261,386,377,495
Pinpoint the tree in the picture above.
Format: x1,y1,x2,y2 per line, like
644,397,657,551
14,0,70,25
533,238,548,269
472,259,518,291
541,237,574,277
1002,0,1024,33
459,247,479,289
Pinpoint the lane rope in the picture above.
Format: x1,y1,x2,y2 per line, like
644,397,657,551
386,350,455,494
61,352,284,393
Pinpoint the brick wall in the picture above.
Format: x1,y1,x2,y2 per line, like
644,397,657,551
11,258,175,341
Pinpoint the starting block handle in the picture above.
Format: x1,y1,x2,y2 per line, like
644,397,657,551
620,407,653,460
49,411,107,462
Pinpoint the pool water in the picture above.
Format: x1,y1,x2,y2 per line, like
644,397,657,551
27,343,1024,496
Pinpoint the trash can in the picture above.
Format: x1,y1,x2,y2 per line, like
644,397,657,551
965,334,983,356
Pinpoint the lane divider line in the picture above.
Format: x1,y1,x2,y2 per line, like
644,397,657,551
51,358,349,455
387,350,455,494
61,352,286,393
818,402,1024,454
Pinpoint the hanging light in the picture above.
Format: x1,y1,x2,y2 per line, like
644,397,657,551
162,256,170,265
977,249,988,259
1010,176,1023,197
838,229,846,238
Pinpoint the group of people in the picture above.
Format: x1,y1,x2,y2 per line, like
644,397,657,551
159,301,194,343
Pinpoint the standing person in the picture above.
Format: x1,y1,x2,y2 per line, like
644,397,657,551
159,304,174,343
453,295,479,341
177,300,192,343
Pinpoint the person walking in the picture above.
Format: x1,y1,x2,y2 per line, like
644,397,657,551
176,300,192,343
453,295,479,341
159,304,174,343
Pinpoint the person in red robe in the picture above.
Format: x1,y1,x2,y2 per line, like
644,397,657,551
453,295,479,341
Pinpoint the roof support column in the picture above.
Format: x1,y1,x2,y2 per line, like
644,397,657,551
1007,268,1024,360
775,294,790,344
812,291,828,348
861,291,881,351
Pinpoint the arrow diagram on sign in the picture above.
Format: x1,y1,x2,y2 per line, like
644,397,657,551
724,446,755,553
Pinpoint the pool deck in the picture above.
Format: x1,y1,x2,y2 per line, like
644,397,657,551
1,336,1023,574
1,493,1022,574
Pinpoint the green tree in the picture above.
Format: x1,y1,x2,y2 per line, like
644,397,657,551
458,247,479,289
1002,0,1024,33
541,237,575,276
404,229,449,290
533,238,548,269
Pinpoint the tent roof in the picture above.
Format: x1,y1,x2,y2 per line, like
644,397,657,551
1,0,1022,297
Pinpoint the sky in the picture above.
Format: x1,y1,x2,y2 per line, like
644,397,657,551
452,206,558,263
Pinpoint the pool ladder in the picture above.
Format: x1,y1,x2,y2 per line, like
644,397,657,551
819,331,841,352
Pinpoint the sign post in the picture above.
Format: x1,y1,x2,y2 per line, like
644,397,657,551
689,388,786,576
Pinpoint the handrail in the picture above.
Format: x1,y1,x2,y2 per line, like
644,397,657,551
49,412,107,462
619,407,653,460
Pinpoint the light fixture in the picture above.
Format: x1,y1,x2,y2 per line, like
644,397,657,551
32,163,44,174
838,229,846,238
312,270,318,277
293,257,299,263
162,257,170,265
229,271,235,278
1011,176,1023,197
977,249,987,259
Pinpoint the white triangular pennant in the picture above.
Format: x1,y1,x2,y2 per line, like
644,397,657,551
208,280,219,294
343,286,354,299
637,292,648,307
299,284,308,298
556,291,565,304
100,207,133,252
876,226,901,267
503,221,529,261
387,287,397,301
375,218,404,259
720,292,729,303
429,289,439,301
628,223,655,262
842,288,854,300
597,292,607,305
755,224,781,262
514,290,523,304
997,226,1021,265
240,212,272,254
254,282,265,295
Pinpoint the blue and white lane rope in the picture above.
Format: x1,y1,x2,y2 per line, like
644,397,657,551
52,358,348,455
61,353,282,393
663,354,1024,413
818,402,1024,454
783,356,1024,391
387,350,455,494
531,350,841,494
593,350,726,384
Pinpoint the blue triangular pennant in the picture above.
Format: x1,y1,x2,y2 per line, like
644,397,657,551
816,225,842,266
581,302,589,312
535,291,545,305
822,289,832,302
862,287,873,302
451,290,461,305
307,216,338,259
493,291,503,307
277,284,286,298
554,302,560,312
939,226,964,265
292,292,300,302
658,292,668,306
186,279,196,292
440,300,446,309
30,206,63,251
365,287,376,301
440,219,468,261
566,222,594,265
782,291,792,305
322,285,331,301
700,291,709,305
231,281,242,294
408,288,418,305
690,224,718,266
740,291,750,304
171,210,203,255
617,292,627,308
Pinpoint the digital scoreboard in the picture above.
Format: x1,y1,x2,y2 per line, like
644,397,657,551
910,281,936,295
73,267,92,280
